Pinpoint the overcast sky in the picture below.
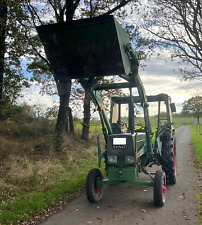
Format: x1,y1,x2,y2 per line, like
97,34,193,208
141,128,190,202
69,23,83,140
19,53,201,117
140,54,202,112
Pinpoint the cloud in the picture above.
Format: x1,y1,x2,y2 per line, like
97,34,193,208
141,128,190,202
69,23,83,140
18,52,201,118
18,82,59,109
139,55,202,105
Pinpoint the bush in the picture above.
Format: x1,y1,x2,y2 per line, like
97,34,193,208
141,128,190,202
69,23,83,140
0,103,36,122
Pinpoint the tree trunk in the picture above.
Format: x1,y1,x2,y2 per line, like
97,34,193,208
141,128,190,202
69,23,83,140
81,92,91,141
66,0,74,23
54,78,71,150
65,107,74,133
68,107,74,133
0,0,7,108
197,116,199,125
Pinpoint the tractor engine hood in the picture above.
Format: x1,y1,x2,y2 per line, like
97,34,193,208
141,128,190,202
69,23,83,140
107,133,146,165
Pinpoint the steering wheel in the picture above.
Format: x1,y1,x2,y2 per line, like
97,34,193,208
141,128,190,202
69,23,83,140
120,121,128,129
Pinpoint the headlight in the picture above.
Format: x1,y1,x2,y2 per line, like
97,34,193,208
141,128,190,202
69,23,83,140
108,156,117,164
125,156,135,164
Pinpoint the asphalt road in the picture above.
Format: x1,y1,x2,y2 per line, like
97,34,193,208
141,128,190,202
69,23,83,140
40,126,199,225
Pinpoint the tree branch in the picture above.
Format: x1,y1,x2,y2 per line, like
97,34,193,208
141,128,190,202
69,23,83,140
33,47,50,67
25,0,44,26
98,0,133,17
47,0,61,22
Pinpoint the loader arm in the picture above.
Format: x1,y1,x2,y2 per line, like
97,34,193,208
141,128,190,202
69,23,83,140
79,78,112,143
80,70,153,154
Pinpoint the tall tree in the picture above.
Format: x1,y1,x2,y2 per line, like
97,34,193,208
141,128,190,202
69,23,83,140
0,0,7,104
182,96,202,125
136,0,202,80
0,0,30,119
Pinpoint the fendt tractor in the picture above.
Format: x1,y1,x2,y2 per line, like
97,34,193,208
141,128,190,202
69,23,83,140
37,15,177,207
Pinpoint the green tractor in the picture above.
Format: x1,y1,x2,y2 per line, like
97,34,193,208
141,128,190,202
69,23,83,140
83,89,176,207
37,15,177,207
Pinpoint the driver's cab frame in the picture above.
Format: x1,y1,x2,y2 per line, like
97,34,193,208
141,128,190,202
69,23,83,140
110,94,176,135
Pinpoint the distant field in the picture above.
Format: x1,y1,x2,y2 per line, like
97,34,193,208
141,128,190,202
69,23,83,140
75,116,197,145
74,121,102,133
173,117,197,126
75,116,197,132
146,116,196,127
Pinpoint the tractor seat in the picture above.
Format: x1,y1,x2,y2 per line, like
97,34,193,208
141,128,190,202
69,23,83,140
112,123,122,134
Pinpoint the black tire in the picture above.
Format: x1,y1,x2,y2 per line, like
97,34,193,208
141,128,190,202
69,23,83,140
154,170,166,207
162,137,177,185
86,168,103,203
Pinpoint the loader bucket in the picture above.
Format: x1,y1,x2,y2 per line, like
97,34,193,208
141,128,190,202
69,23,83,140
37,15,137,79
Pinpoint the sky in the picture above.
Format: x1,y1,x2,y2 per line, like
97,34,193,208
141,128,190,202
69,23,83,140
140,60,201,116
19,52,202,118
139,54,202,113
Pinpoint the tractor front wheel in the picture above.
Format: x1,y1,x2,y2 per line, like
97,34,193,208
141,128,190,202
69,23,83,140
86,168,103,203
154,170,166,207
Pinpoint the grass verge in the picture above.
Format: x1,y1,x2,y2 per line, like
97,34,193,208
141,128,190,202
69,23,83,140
0,121,105,225
189,124,202,224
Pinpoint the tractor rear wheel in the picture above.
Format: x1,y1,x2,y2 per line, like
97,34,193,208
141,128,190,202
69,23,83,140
154,170,166,207
162,137,176,185
86,168,103,203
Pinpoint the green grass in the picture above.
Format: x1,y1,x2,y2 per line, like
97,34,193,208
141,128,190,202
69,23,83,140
0,144,105,224
189,124,202,168
189,124,202,224
0,155,102,224
173,116,197,126
0,120,105,225
74,121,102,133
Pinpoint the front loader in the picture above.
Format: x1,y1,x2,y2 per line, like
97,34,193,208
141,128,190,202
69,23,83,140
37,15,177,207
